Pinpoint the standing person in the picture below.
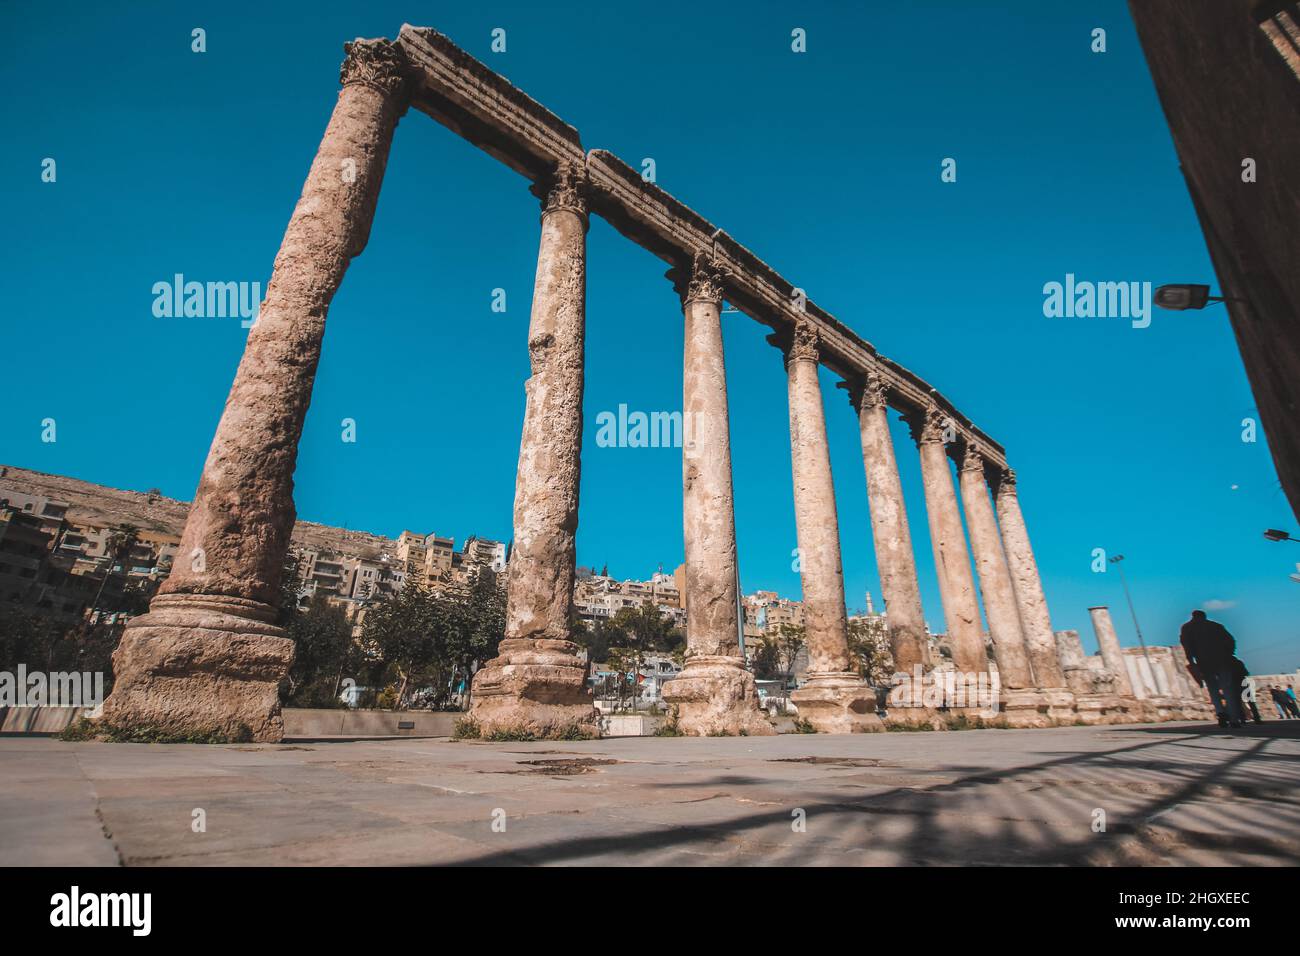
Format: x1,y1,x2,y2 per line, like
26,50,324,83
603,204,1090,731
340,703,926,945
1228,656,1263,724
1285,684,1300,718
1270,687,1291,719
1180,610,1244,728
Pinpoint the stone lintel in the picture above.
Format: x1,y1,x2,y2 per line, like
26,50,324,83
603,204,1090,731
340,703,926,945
395,22,1008,468
397,25,585,181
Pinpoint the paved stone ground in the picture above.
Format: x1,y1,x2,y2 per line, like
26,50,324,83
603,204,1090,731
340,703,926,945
3,721,1298,866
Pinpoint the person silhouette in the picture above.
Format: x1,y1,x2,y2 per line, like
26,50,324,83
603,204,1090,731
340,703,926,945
1180,610,1244,728
1228,656,1262,724
1270,686,1292,720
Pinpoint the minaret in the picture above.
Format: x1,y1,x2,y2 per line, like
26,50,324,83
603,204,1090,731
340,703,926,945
865,590,876,616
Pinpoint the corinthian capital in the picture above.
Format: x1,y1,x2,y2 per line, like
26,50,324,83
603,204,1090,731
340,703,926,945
683,252,726,306
997,468,1018,496
785,318,820,366
960,442,985,474
912,405,950,446
855,370,890,412
540,159,589,221
340,39,412,100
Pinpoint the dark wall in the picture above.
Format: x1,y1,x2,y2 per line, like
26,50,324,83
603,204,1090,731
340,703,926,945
1130,0,1300,521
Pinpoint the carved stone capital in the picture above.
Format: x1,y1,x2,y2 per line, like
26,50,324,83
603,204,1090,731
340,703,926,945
997,468,1018,496
856,370,890,412
682,251,726,306
783,318,820,367
910,405,950,446
340,39,412,101
540,159,589,222
960,442,985,474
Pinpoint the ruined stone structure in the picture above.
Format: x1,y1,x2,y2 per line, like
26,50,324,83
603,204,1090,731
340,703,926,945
102,26,1080,740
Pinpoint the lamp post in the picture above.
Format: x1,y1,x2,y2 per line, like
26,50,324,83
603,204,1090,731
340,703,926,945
1108,554,1157,692
1153,284,1240,311
1264,528,1300,544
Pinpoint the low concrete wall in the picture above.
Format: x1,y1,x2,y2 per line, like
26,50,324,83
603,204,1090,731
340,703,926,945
600,714,660,737
281,708,460,740
0,707,87,734
0,706,460,739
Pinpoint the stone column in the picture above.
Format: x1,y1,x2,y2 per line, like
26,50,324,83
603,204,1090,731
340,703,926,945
911,408,986,679
958,445,1032,689
850,372,930,676
102,39,412,743
993,469,1075,718
468,159,599,739
1088,606,1135,697
781,320,879,732
1054,630,1088,688
661,254,772,736
1055,628,1125,724
958,444,1050,726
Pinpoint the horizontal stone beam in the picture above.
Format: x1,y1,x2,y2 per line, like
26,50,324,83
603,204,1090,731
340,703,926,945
395,24,1006,467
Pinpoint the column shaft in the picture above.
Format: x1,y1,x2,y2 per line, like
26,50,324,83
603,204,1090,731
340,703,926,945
102,39,411,743
958,447,1033,690
853,375,930,674
468,160,598,738
1089,605,1136,697
995,472,1068,689
786,327,850,675
782,321,878,733
503,169,587,644
681,259,739,657
662,254,771,736
166,41,409,604
913,410,986,676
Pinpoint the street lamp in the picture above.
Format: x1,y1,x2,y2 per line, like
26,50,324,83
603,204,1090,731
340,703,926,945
1153,284,1236,311
1264,529,1300,544
1108,554,1157,688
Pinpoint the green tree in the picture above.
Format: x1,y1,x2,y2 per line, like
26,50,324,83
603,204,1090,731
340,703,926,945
361,580,445,707
284,595,356,706
446,573,506,708
847,617,895,685
756,623,805,687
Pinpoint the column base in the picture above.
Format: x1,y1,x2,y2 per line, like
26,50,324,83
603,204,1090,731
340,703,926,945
1039,688,1078,723
1071,693,1132,725
883,707,946,730
1001,689,1055,728
1141,696,1185,721
660,655,775,736
100,593,295,743
467,638,599,739
790,672,883,733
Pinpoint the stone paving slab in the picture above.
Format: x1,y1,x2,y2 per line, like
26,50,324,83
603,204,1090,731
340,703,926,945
2,721,1298,866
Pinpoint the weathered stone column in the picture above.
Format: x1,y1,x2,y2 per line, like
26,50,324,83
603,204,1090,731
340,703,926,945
911,408,987,679
468,159,599,739
849,373,930,676
102,39,412,743
958,444,1051,726
958,446,1032,688
1054,629,1089,688
1088,606,1135,697
781,320,879,732
1055,628,1126,724
993,469,1075,719
661,254,772,736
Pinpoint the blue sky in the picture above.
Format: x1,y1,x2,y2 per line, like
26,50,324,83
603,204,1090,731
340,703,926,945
3,1,1296,671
